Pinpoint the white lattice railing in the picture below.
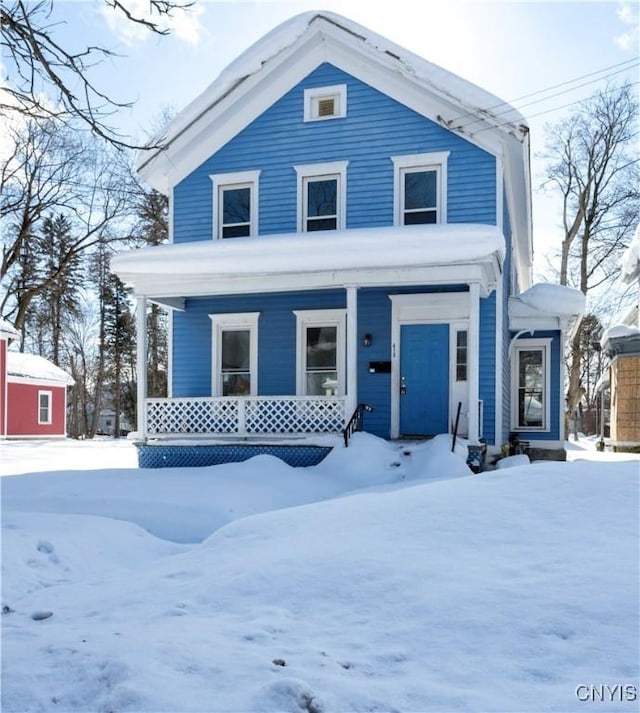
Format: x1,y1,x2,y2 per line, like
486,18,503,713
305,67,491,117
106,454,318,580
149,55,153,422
145,396,346,437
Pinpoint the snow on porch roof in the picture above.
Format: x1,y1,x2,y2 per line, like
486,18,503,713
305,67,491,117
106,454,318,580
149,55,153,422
112,224,505,294
7,352,75,386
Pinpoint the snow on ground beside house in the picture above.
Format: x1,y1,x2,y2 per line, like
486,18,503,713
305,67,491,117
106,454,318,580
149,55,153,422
1,435,638,712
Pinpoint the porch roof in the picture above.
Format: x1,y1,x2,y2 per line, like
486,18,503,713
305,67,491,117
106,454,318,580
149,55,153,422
112,224,505,304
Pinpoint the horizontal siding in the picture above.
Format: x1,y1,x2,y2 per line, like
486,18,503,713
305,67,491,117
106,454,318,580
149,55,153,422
173,63,496,243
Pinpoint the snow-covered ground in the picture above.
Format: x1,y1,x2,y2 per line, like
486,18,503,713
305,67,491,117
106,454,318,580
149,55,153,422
1,435,638,712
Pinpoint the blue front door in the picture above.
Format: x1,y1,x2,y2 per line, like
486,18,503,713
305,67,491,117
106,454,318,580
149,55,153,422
399,323,450,436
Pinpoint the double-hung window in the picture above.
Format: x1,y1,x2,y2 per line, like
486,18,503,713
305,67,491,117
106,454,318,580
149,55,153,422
391,152,449,226
210,170,260,239
294,309,346,396
294,161,348,233
210,313,260,396
512,339,551,430
38,390,52,425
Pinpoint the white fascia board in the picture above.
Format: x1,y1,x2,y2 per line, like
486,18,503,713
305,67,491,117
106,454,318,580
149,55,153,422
128,262,498,302
140,26,521,195
7,376,69,388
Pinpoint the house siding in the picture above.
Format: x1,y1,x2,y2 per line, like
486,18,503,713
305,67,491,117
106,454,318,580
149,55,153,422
173,63,496,243
479,292,496,444
6,382,67,437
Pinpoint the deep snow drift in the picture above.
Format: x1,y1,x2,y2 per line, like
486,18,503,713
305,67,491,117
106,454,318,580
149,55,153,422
1,435,638,712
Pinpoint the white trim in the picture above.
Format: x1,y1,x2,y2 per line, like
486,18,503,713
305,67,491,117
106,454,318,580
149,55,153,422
294,161,348,232
168,187,174,244
467,283,480,441
167,309,174,398
37,389,52,425
293,308,346,396
209,170,261,240
136,297,148,439
7,377,69,387
391,152,449,226
389,292,470,439
559,327,566,442
304,83,347,121
510,337,552,432
495,276,504,445
345,286,358,417
496,155,504,232
209,312,260,397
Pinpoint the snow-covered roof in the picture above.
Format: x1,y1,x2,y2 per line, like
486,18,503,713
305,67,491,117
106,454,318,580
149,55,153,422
508,283,585,332
134,11,532,288
0,318,19,340
112,224,505,301
600,324,640,357
7,352,75,386
620,224,640,285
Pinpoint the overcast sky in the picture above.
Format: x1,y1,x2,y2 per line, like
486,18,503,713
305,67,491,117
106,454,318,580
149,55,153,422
30,1,640,277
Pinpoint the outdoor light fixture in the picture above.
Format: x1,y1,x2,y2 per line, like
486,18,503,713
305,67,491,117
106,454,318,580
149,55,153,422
362,333,372,347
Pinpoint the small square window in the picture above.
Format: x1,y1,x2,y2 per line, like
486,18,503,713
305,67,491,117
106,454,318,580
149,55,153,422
304,84,347,122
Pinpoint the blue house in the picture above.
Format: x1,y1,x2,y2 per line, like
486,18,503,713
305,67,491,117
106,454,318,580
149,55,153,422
113,11,584,467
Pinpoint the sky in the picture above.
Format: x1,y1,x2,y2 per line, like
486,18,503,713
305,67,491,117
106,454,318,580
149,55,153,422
12,1,640,279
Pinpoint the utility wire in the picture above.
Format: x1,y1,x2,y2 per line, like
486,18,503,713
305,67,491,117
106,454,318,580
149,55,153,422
447,56,639,127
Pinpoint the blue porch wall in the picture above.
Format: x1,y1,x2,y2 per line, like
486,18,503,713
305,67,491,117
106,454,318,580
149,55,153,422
510,330,562,441
173,63,496,241
173,285,498,441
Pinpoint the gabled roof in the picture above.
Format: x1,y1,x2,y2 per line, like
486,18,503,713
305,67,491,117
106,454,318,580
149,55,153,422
136,10,532,286
0,318,19,340
7,352,75,386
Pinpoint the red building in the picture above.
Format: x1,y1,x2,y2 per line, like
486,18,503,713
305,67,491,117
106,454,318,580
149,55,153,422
0,319,74,439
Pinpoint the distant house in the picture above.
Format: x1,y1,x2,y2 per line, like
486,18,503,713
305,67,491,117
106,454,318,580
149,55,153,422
0,320,74,439
112,11,584,467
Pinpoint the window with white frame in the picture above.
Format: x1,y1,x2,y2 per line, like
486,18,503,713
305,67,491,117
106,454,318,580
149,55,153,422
294,161,348,233
304,84,347,122
210,170,260,239
294,309,346,396
38,390,52,424
391,152,449,226
512,339,551,430
455,330,468,381
209,313,260,396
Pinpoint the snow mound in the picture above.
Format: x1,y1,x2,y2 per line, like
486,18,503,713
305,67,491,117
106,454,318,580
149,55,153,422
496,454,531,469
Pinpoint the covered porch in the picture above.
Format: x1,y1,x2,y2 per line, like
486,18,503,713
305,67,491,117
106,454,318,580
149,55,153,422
112,224,505,447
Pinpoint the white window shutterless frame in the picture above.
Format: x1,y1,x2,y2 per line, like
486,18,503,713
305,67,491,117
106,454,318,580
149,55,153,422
294,161,348,233
209,313,260,396
294,309,346,396
210,170,261,239
391,152,449,226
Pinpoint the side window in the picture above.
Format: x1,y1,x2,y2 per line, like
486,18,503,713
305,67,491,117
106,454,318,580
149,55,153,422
294,309,346,396
456,330,468,381
210,170,260,239
512,339,551,430
38,390,52,424
391,152,449,226
209,313,260,396
294,161,348,233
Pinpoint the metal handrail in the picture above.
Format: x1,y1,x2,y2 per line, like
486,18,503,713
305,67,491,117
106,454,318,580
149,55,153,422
343,403,374,447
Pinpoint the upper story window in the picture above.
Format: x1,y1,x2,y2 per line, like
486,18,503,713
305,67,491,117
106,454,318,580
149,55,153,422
210,170,261,239
294,161,348,233
511,338,551,431
391,152,449,226
304,84,347,122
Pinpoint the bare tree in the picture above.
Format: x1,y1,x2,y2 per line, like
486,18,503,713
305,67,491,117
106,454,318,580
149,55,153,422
542,83,639,433
1,118,140,333
1,0,193,148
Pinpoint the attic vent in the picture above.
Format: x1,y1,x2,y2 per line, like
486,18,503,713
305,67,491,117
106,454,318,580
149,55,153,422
304,84,347,122
317,97,336,117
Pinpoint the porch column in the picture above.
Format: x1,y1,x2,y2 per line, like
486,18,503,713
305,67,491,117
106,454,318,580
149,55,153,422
136,296,148,440
468,283,480,442
346,285,358,419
